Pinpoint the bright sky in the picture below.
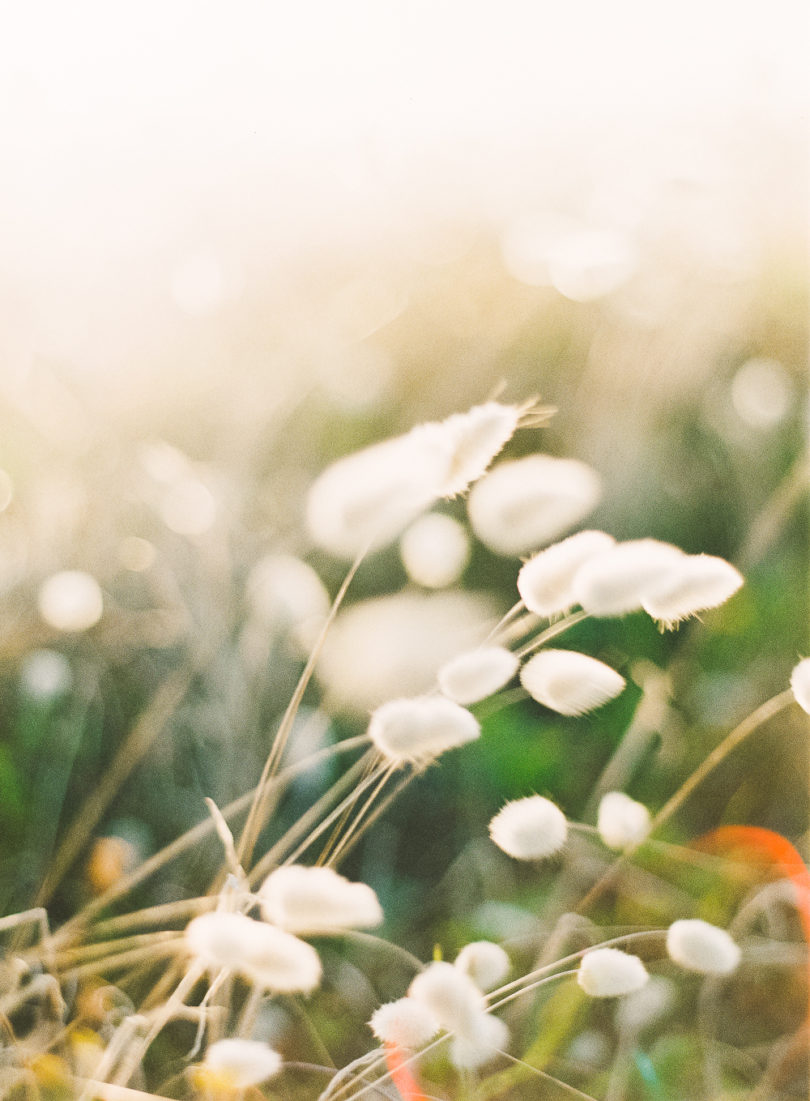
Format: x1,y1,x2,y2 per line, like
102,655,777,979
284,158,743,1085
0,0,806,374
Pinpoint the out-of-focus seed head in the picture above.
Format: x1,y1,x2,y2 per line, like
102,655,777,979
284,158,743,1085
641,554,743,628
577,948,649,997
369,997,440,1049
597,792,652,851
437,646,519,705
400,513,470,589
790,658,810,714
573,539,686,616
520,649,625,716
246,554,330,653
615,976,676,1034
38,571,103,632
185,912,322,993
454,941,510,991
201,1039,282,1089
517,530,616,617
666,919,741,975
408,961,485,1035
449,1011,509,1069
468,455,602,557
258,865,383,935
368,696,480,765
488,795,567,860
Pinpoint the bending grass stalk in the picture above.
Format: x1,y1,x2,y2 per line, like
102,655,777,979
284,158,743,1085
318,762,398,869
237,539,373,869
514,609,589,660
51,733,370,945
575,689,796,915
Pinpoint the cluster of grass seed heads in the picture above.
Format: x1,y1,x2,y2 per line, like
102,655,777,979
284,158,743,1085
369,998,440,1049
368,696,480,765
597,791,652,851
454,941,510,991
184,911,322,993
520,649,626,716
400,512,470,589
489,795,568,860
665,919,741,975
258,865,383,935
517,530,616,617
437,646,520,705
577,948,649,997
408,961,508,1069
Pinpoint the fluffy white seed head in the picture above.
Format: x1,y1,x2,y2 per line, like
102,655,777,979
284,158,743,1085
454,941,510,991
38,571,103,632
400,513,470,589
184,912,322,993
517,530,616,617
468,455,602,557
258,866,383,935
666,919,741,975
306,402,522,559
790,658,810,714
423,401,524,498
369,997,440,1049
438,647,519,705
577,948,649,997
520,649,625,716
597,792,652,851
573,539,686,616
368,696,480,765
489,795,567,860
202,1039,282,1088
449,1012,509,1069
641,554,743,628
408,961,485,1036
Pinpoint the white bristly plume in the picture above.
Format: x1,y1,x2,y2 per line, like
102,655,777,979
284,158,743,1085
454,941,510,991
577,948,649,997
468,455,602,557
368,696,480,765
641,554,743,628
520,649,625,716
437,646,519,705
517,530,616,617
789,658,810,714
573,539,686,616
184,911,322,993
258,865,383,935
597,792,652,851
665,920,741,975
306,402,523,559
369,998,440,1049
202,1039,282,1088
488,795,567,860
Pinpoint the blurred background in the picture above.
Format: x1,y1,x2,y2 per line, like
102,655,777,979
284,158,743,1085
0,0,808,1003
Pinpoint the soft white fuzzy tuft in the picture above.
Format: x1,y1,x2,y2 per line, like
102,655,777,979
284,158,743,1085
520,649,625,716
368,696,480,765
641,554,743,627
577,948,649,997
422,401,524,498
258,865,383,935
468,455,602,557
369,997,440,1049
202,1039,282,1088
437,647,519,705
449,1012,509,1069
400,513,470,589
572,539,686,616
454,941,510,991
790,658,810,715
185,911,322,993
517,531,616,617
597,792,652,851
665,919,741,975
488,795,567,860
408,961,485,1036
